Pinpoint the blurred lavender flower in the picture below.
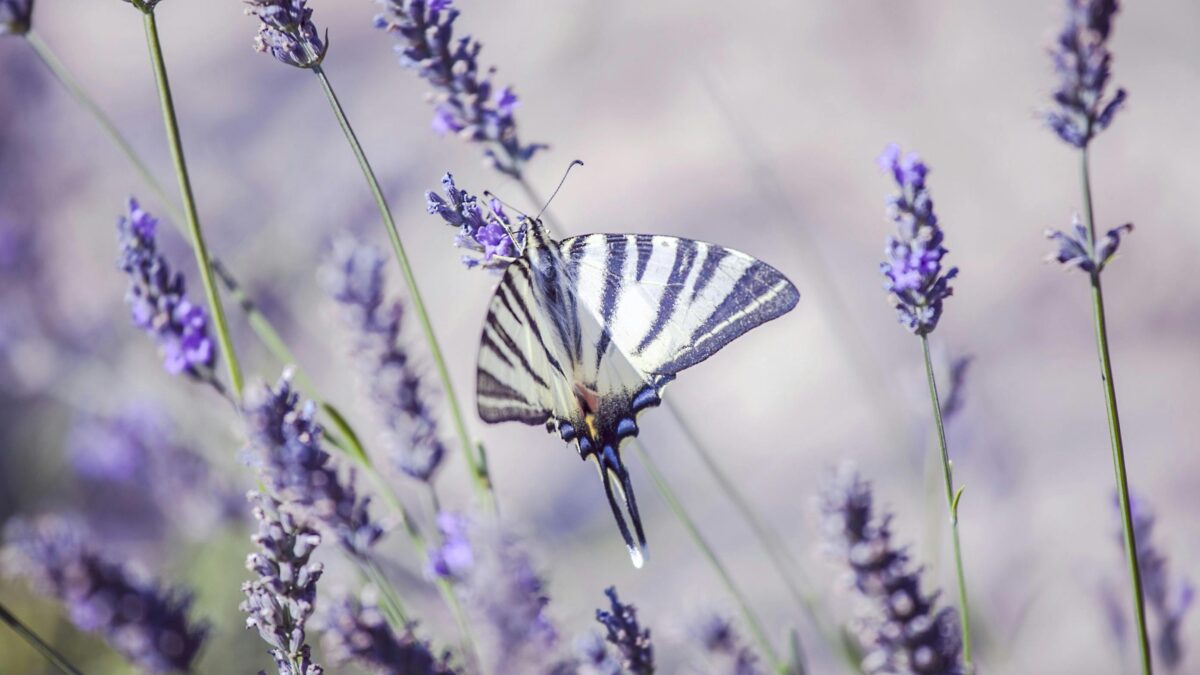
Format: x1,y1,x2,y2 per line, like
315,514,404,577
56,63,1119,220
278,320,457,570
1045,214,1133,275
1045,0,1127,148
244,0,327,68
1116,493,1194,670
595,586,654,675
117,198,217,381
427,511,473,581
321,594,455,675
939,356,972,422
566,632,620,675
245,372,382,558
820,466,963,674
0,0,33,36
373,0,546,176
320,237,447,481
1,515,208,673
241,492,325,675
426,172,522,271
877,145,957,336
692,615,765,675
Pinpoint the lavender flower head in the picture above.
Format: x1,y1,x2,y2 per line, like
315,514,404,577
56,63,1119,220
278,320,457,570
374,0,546,176
245,372,382,558
244,0,327,68
241,492,325,675
1,515,208,673
1045,0,1127,148
820,466,963,674
117,198,217,379
1117,492,1194,670
692,615,765,675
0,0,33,36
878,145,957,336
321,594,455,675
427,511,473,581
320,237,447,481
1045,213,1133,275
595,587,654,675
569,632,621,675
426,172,523,271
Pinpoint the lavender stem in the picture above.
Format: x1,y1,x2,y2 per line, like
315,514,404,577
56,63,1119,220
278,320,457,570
0,602,84,675
1081,147,1152,675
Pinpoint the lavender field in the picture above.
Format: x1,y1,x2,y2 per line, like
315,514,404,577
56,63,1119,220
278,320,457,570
1,1,1198,673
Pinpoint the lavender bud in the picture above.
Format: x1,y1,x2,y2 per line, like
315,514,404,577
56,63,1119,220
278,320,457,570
245,372,383,559
1044,0,1127,148
595,586,654,675
819,465,963,674
426,511,473,581
117,198,218,381
425,172,522,271
1,515,208,673
0,0,33,36
244,0,327,69
877,146,957,336
569,632,620,675
241,492,325,675
692,615,766,675
320,594,455,675
374,0,547,176
1044,214,1133,275
320,237,447,482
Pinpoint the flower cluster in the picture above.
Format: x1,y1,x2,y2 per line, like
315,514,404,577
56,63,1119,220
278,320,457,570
244,0,327,68
427,511,473,581
692,615,765,675
373,0,546,176
819,466,963,674
240,492,325,675
321,237,447,482
245,372,382,558
1,515,209,673
426,172,522,271
1120,493,1194,670
117,198,217,380
0,0,33,36
877,145,957,336
1045,0,1127,148
595,587,654,675
1045,214,1133,275
320,594,455,675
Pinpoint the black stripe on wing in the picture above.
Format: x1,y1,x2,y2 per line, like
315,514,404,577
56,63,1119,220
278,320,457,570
635,238,700,353
594,235,628,369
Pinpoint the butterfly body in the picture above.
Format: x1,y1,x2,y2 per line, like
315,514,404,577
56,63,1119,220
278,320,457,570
476,221,798,567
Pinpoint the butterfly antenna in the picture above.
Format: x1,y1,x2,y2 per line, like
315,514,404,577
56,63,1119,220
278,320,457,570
536,159,584,221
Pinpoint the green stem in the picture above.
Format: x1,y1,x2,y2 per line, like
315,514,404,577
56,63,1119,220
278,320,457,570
311,64,492,508
1080,148,1152,675
629,440,785,674
0,602,84,675
142,9,244,398
921,336,972,670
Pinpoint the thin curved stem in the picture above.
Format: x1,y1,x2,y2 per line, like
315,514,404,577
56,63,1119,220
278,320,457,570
142,9,244,398
0,602,84,675
629,439,785,674
311,64,492,510
1080,148,1152,675
921,336,972,670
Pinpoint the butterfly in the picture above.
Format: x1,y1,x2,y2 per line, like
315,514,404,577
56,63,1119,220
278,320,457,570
475,219,799,567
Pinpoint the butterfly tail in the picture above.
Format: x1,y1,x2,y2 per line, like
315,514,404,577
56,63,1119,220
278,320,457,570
596,444,648,568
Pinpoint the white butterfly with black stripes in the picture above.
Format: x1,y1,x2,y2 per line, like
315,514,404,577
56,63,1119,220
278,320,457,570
476,219,799,567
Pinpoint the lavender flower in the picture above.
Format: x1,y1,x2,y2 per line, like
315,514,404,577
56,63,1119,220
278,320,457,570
820,466,963,674
1045,214,1133,275
1117,493,1194,670
427,511,473,581
245,372,382,558
1045,0,1127,148
320,594,455,675
692,615,765,675
595,587,654,675
320,237,447,481
241,492,325,675
374,0,546,176
878,145,957,336
244,0,327,68
1,515,208,673
117,198,217,380
0,0,33,36
569,632,621,675
426,172,522,271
